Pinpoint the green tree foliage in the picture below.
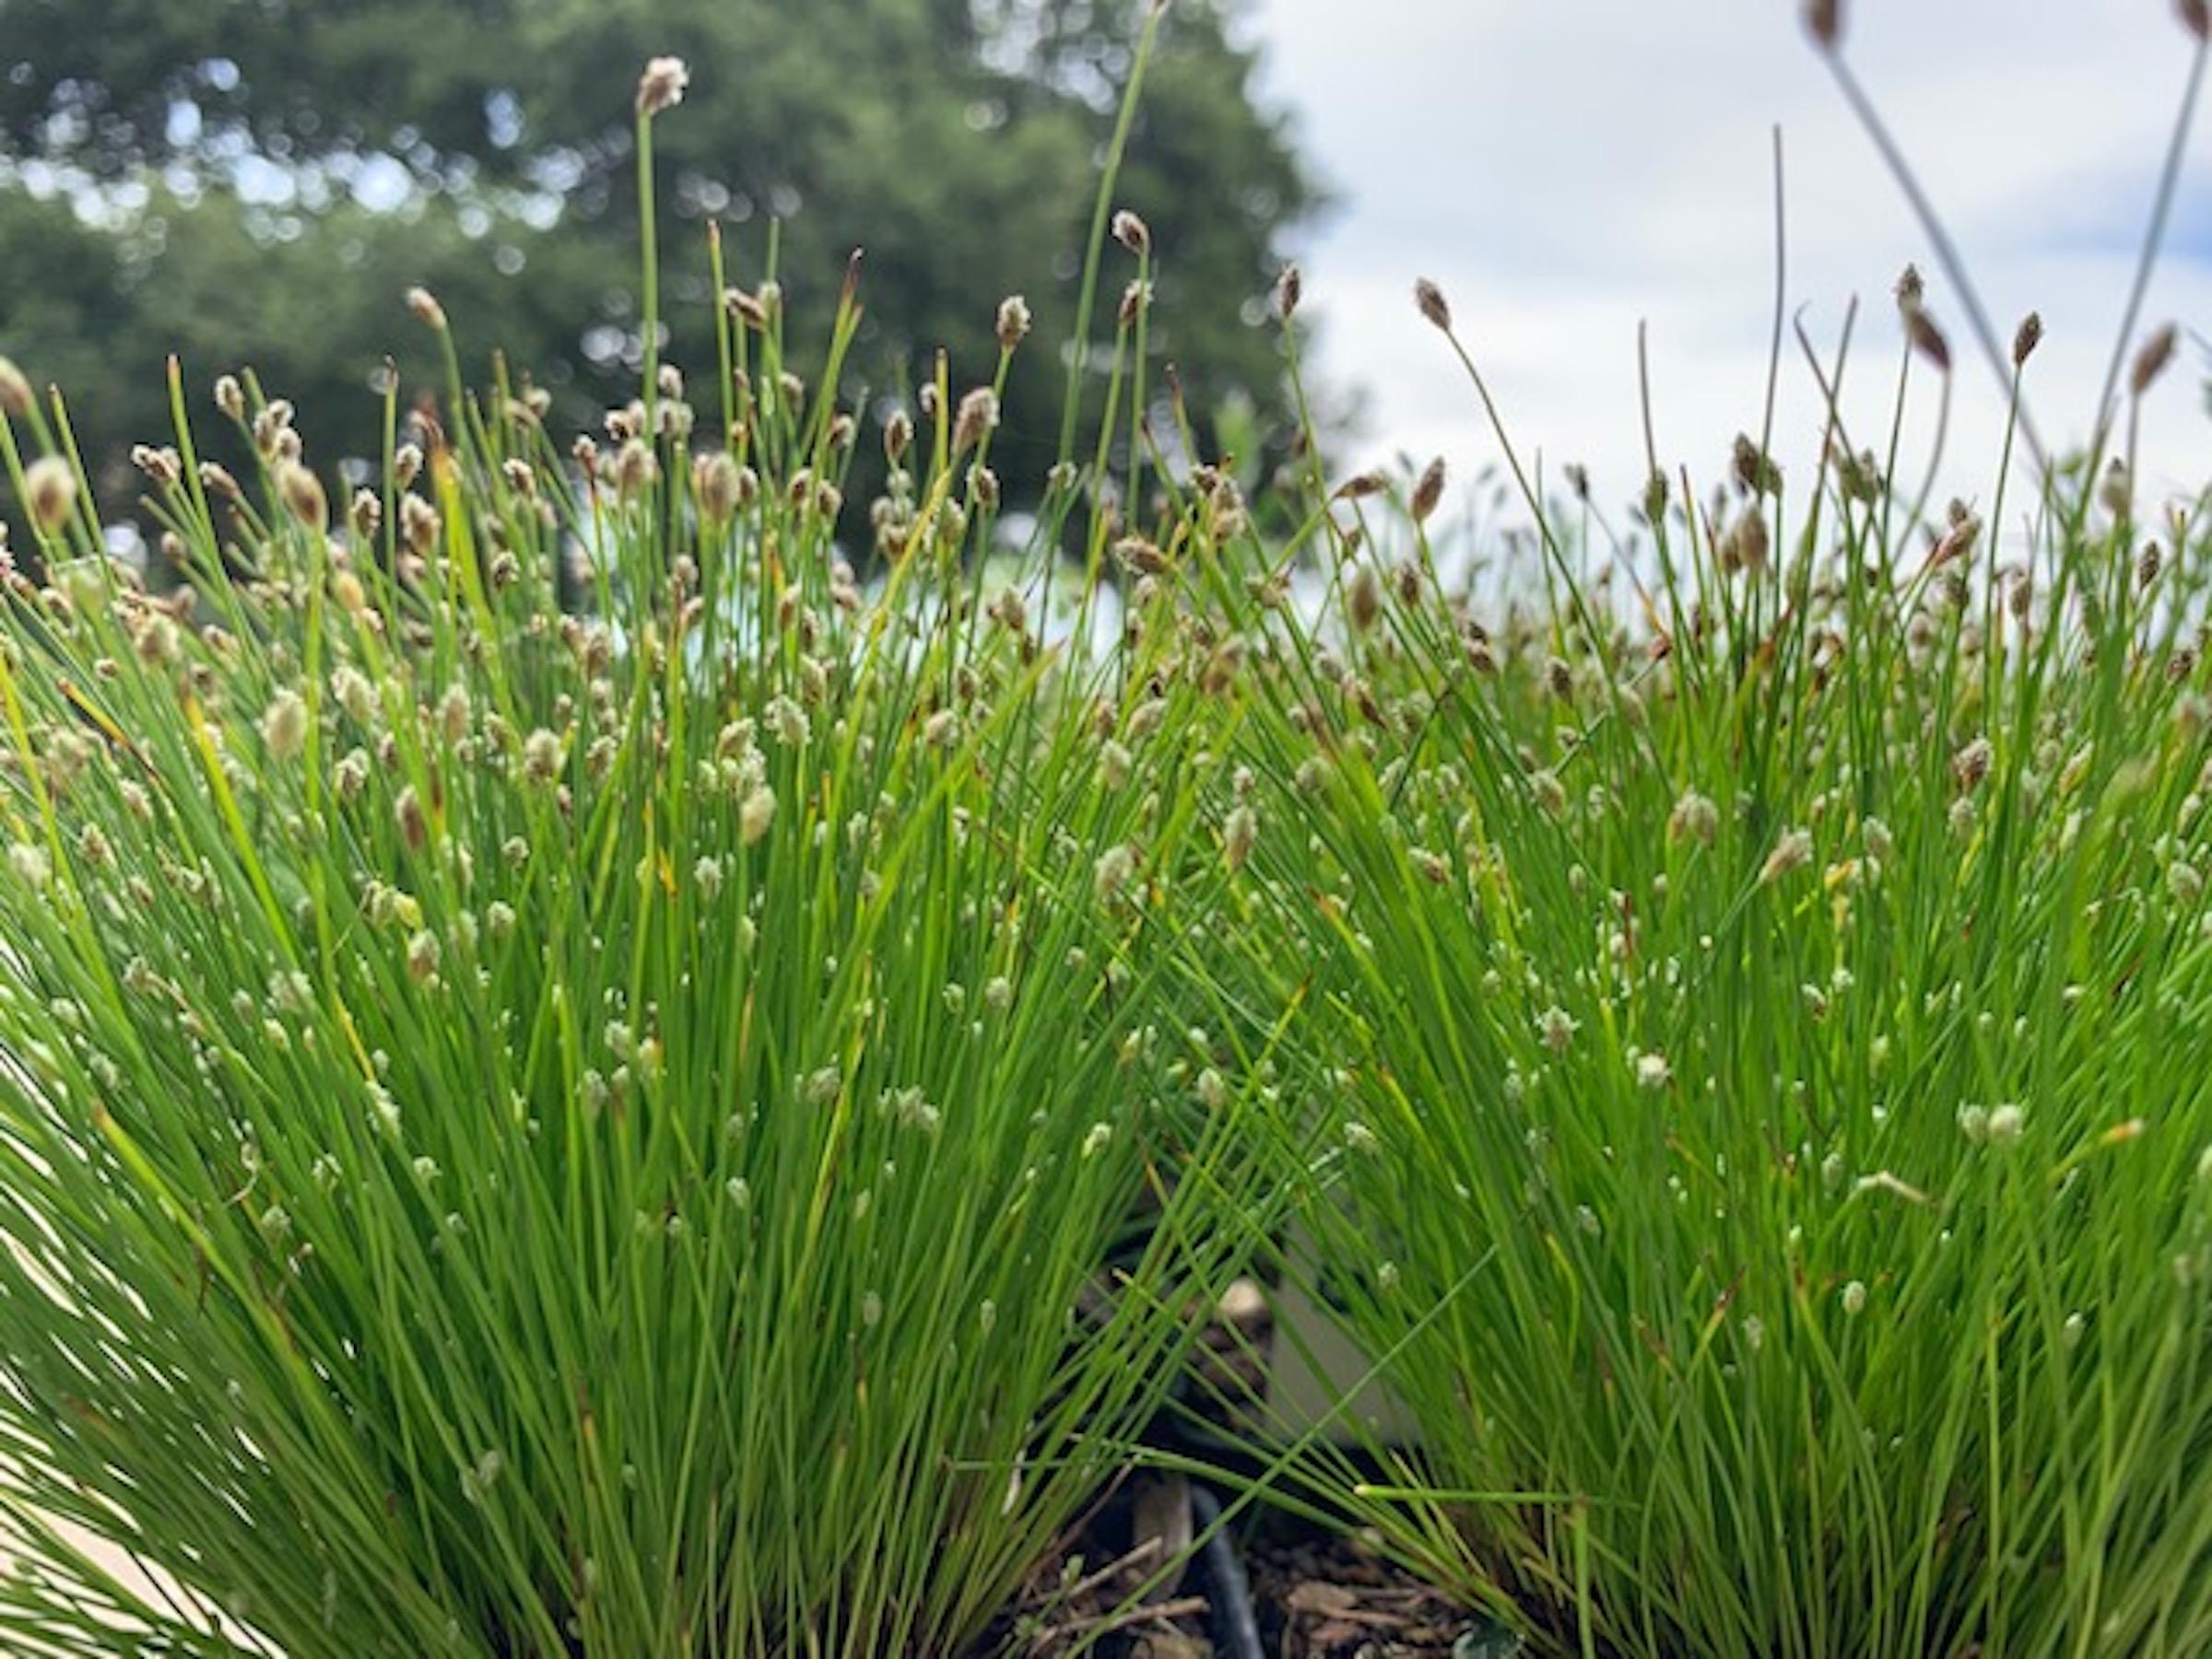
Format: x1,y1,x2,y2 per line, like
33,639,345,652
0,0,1317,528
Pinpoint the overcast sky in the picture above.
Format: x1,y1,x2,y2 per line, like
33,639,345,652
1240,0,2211,535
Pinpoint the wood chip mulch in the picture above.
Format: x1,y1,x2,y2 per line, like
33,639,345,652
1245,1530,1488,1658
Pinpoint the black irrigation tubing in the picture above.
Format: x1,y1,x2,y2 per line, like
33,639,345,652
1191,1483,1263,1659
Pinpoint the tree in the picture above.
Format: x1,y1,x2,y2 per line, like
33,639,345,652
0,0,1317,536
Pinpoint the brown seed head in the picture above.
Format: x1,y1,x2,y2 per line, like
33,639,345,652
1274,264,1302,322
1806,0,1843,48
1413,277,1453,332
951,387,999,453
2129,322,2178,397
1410,456,1447,524
1346,562,1382,632
1111,209,1150,256
2183,0,2209,40
23,455,77,535
693,451,743,522
1904,305,1951,372
724,286,768,328
277,462,328,533
130,444,182,488
1732,434,1781,497
994,294,1032,351
2012,311,2042,367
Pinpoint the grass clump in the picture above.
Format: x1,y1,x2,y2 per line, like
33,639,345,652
0,54,1265,1657
1195,253,2212,1653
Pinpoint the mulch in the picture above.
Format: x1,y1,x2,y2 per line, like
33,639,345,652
971,1275,1523,1659
987,1500,1508,1658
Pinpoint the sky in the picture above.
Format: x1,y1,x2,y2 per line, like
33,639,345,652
1240,0,2212,540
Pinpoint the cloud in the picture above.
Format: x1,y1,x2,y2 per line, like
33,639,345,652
1242,0,2212,524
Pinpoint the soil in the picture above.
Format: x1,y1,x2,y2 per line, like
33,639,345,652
985,1498,1503,1658
969,1272,1517,1659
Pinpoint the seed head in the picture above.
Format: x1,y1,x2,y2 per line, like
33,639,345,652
522,726,562,785
1759,827,1814,884
2169,860,2204,906
1410,456,1446,524
1668,789,1720,848
394,785,429,851
693,451,744,522
952,387,1000,453
1805,0,1843,48
1223,804,1258,872
724,286,768,328
1274,264,1302,322
1635,1051,1673,1091
2129,323,2178,397
1093,841,1136,903
405,927,441,983
2012,311,2042,367
1903,303,1950,372
332,667,377,726
1733,437,1782,501
214,374,246,420
1413,278,1452,332
739,782,777,846
2100,459,2132,518
405,287,448,331
23,454,77,535
636,55,690,117
1951,735,1992,793
614,438,658,497
261,689,311,761
1111,209,1150,255
884,409,913,464
0,358,32,417
1346,562,1382,632
994,294,1031,350
8,841,52,889
2183,0,2209,40
1841,1279,1867,1316
277,461,328,532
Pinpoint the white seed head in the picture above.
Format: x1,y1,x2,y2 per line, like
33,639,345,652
740,783,778,847
261,690,311,761
636,55,690,116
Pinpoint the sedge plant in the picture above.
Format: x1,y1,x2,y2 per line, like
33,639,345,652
0,50,1267,1658
1192,265,2212,1652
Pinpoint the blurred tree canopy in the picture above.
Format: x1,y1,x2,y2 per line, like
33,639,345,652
0,0,1317,525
